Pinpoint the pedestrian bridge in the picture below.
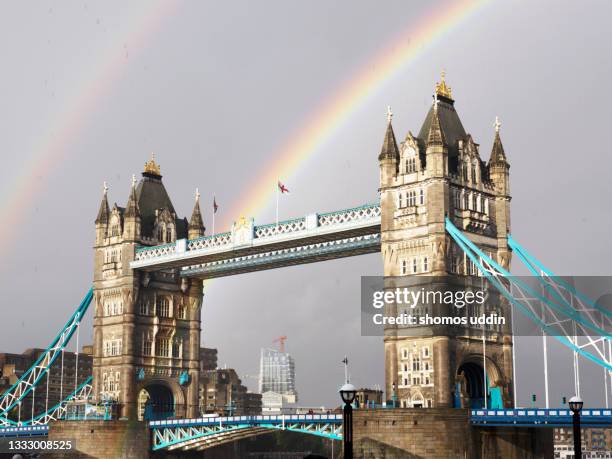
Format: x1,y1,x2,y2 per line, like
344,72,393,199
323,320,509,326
130,203,381,278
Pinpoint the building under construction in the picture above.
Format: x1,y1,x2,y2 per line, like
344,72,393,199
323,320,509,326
259,338,297,413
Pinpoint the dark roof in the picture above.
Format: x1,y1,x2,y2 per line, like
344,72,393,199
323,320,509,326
489,131,508,166
417,98,467,168
135,173,187,238
189,198,205,234
95,193,110,224
378,121,400,161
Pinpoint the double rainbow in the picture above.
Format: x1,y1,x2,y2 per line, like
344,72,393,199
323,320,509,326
0,0,489,257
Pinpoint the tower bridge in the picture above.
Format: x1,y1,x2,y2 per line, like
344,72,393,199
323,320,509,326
1,74,610,457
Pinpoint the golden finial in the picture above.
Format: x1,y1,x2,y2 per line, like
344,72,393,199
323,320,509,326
435,69,453,101
143,152,161,176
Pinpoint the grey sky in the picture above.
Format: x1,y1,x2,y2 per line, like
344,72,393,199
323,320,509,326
0,0,611,408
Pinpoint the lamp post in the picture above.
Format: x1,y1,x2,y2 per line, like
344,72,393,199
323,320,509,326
339,383,356,459
569,395,583,459
392,381,397,408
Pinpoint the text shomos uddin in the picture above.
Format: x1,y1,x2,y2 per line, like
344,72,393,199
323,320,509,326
372,287,486,309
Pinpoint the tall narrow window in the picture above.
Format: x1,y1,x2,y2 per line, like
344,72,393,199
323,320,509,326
423,257,428,272
412,258,418,273
401,260,408,275
419,189,425,205
471,165,477,184
166,226,172,243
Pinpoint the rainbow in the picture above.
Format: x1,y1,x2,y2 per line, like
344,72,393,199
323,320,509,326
0,0,489,258
0,0,179,252
222,0,489,228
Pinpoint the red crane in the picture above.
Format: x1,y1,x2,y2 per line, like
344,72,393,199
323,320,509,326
272,336,287,353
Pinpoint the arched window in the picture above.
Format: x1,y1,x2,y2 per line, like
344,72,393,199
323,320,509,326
157,226,164,241
166,226,173,243
412,258,418,273
423,257,428,272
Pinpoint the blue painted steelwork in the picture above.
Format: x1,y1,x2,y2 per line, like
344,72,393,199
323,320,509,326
150,414,343,450
0,289,94,417
0,425,49,438
182,234,380,277
508,235,612,320
470,408,612,427
445,218,612,371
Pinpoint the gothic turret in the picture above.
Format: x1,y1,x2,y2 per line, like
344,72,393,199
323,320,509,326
488,117,510,196
425,98,448,178
188,189,205,239
379,106,400,189
95,182,110,245
123,174,141,241
379,106,400,162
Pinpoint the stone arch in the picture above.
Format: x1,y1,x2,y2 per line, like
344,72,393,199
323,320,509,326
411,391,425,408
455,354,504,409
137,377,186,421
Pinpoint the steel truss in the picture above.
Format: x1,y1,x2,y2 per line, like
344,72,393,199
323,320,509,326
445,218,611,405
0,289,93,419
150,414,343,450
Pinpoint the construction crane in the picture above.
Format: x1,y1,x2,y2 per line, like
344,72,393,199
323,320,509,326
272,336,287,353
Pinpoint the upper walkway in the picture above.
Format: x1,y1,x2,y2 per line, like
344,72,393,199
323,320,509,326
130,203,381,278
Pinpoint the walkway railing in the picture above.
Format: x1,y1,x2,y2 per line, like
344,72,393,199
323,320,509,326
470,408,612,427
131,202,381,272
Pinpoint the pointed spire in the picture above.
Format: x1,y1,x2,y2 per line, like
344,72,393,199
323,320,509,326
426,100,445,146
378,105,400,161
124,174,140,218
489,116,508,166
95,181,110,224
188,188,205,237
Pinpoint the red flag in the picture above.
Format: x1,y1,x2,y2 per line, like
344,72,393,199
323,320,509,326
278,181,289,194
213,197,218,213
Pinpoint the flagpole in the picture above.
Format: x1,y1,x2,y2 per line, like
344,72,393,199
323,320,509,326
212,195,216,235
276,181,279,226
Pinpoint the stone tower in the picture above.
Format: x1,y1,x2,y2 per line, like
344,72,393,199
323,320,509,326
93,157,203,420
379,74,513,409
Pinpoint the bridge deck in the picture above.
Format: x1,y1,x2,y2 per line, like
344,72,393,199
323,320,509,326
130,203,381,278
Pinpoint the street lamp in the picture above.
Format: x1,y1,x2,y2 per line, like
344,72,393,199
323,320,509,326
339,383,356,459
568,395,583,459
